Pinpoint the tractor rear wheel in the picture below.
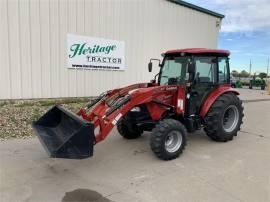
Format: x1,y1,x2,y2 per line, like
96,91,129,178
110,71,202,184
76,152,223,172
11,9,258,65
204,93,244,142
150,119,187,160
117,119,142,139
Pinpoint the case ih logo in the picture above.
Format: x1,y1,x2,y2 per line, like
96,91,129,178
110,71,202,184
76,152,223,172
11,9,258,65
67,34,125,71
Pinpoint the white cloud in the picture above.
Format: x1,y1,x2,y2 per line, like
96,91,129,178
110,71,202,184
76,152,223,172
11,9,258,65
213,0,270,32
188,0,270,32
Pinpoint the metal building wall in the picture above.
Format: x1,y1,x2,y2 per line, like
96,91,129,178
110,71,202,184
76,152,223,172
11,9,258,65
0,0,221,99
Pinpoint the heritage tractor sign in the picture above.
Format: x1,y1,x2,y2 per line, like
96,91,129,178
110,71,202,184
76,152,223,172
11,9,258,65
67,34,125,70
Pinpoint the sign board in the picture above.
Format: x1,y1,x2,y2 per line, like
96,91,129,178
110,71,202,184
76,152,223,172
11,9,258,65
67,34,125,70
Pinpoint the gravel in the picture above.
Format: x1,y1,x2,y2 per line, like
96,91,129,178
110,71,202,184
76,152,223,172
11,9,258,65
0,98,89,141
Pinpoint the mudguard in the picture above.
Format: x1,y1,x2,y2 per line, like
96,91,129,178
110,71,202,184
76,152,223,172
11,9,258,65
199,85,239,118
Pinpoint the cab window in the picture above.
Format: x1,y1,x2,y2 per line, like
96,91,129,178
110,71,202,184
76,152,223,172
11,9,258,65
218,57,229,83
194,57,217,83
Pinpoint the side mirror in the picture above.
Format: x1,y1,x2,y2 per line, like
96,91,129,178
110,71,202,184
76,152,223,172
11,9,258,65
148,62,153,72
148,58,161,72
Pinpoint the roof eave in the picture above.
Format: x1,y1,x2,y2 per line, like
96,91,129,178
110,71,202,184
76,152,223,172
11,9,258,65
167,0,225,19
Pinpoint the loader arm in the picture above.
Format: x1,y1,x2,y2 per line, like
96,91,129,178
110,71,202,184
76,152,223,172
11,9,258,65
78,84,179,143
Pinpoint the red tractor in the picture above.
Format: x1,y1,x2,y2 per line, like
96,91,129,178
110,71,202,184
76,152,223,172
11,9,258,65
33,48,244,160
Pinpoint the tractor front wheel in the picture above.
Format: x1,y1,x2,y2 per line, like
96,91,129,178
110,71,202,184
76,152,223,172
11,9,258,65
117,119,142,139
204,93,244,142
150,119,187,160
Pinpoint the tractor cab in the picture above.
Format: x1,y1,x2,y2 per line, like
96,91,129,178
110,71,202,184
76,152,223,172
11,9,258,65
149,48,231,115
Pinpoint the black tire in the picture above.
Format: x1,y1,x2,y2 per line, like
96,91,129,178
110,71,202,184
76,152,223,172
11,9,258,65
204,93,244,142
261,85,265,90
249,84,252,89
150,119,187,160
117,119,142,139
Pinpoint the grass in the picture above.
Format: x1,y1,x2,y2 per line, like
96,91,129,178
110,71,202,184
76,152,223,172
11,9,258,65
0,97,89,141
3,97,91,108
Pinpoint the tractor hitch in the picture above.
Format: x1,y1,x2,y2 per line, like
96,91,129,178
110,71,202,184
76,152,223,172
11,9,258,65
32,105,95,159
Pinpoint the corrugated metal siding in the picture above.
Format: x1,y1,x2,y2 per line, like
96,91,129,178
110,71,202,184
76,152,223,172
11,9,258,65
0,0,221,99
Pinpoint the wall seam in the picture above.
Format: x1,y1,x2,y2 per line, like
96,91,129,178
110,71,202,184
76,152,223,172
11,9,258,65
28,0,33,98
83,0,86,96
75,0,78,98
67,0,70,97
39,0,43,98
48,0,52,97
18,0,23,98
58,0,61,97
6,0,12,98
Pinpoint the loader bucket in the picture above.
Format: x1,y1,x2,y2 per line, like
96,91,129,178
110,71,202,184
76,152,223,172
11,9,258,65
32,105,95,159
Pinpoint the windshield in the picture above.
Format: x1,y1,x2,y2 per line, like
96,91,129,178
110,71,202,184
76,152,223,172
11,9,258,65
159,56,189,85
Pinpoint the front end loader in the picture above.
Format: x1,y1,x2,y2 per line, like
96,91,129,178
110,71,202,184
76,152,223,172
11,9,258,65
33,48,244,160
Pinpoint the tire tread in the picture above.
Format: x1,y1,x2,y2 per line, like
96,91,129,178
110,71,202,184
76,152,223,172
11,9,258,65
150,119,187,160
204,93,244,142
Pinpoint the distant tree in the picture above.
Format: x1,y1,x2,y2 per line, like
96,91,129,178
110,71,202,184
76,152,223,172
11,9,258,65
258,72,267,79
239,70,249,78
231,70,239,77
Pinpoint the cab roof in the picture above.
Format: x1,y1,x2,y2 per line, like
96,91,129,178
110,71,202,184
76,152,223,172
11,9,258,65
165,48,230,57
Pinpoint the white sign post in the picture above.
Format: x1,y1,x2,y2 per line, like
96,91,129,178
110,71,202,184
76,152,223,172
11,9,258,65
67,34,125,70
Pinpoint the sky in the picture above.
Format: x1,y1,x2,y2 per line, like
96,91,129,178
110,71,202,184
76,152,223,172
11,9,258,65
186,0,270,74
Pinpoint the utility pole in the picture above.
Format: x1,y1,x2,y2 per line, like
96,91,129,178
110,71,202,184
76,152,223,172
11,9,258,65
249,59,252,77
267,57,269,78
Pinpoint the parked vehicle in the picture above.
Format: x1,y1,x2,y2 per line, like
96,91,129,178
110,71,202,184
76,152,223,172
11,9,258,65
230,75,237,88
249,78,266,90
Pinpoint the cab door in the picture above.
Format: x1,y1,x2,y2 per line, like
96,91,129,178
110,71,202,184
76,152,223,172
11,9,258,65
187,57,218,115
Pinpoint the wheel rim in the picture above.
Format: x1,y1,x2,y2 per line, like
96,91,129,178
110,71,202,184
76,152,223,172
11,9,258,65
222,105,239,133
165,130,183,153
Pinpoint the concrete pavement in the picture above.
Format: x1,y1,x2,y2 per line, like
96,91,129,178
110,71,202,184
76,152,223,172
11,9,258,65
0,91,269,202
238,88,270,102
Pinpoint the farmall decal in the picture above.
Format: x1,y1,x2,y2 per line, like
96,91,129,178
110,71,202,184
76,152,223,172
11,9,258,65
67,34,125,70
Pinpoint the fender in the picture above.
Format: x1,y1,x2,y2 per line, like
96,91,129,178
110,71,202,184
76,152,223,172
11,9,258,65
199,84,239,118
